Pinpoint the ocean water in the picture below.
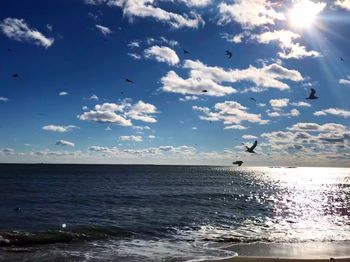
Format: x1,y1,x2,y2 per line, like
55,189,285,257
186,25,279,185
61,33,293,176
0,164,350,261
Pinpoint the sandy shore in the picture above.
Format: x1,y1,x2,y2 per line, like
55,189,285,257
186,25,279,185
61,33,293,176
206,257,350,262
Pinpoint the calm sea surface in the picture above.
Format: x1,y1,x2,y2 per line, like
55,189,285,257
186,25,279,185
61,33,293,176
0,164,350,261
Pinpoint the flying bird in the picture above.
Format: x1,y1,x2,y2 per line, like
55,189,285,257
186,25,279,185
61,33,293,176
233,160,244,166
245,140,258,154
202,89,208,93
125,78,134,84
7,48,12,52
250,98,257,102
340,57,344,62
225,50,232,59
306,88,318,100
182,49,190,54
12,74,19,78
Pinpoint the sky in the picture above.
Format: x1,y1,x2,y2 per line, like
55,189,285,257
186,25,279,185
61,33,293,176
0,0,350,166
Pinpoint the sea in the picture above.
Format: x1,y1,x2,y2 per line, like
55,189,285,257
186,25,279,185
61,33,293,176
0,164,350,261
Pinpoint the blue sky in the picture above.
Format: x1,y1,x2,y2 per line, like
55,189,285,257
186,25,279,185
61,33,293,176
0,0,350,166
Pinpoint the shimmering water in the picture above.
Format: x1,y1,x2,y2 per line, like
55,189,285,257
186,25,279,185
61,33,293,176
0,164,349,261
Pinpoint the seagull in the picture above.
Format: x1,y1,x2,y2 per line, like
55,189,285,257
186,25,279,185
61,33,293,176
182,49,190,54
233,160,244,166
12,74,19,78
306,88,318,100
340,57,344,62
250,98,257,102
225,50,232,59
245,140,258,154
202,89,208,93
125,78,134,84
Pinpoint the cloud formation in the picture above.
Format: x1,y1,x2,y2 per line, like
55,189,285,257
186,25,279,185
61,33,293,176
120,135,143,142
0,18,54,48
42,125,79,132
95,24,112,36
314,108,350,118
144,45,180,65
55,140,75,147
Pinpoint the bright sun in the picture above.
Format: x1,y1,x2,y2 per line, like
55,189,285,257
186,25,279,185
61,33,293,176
288,0,325,29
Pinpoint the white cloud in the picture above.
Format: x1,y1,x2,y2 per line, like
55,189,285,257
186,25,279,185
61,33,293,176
290,101,311,107
288,122,348,133
218,0,285,29
177,0,212,7
95,24,112,36
339,76,350,85
0,97,9,102
224,125,247,130
314,108,350,118
90,94,99,100
85,0,204,29
269,98,289,108
267,108,300,118
179,95,199,101
161,59,302,97
55,140,75,147
120,135,143,142
149,135,156,139
242,134,258,139
78,100,158,126
59,91,68,96
193,101,269,127
0,18,54,48
144,45,180,65
335,0,350,10
105,126,112,131
42,125,79,132
250,30,319,59
128,40,140,48
128,53,141,59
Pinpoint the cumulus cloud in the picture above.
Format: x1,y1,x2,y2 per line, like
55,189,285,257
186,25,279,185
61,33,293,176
224,125,247,130
144,45,180,65
42,125,79,132
0,97,9,102
242,134,258,139
59,91,68,96
0,18,54,48
90,94,99,100
267,108,300,118
339,76,350,85
161,59,303,96
269,98,289,108
287,122,348,133
95,24,112,36
335,0,350,10
193,101,269,128
85,0,204,29
78,100,158,126
217,0,285,29
55,140,75,147
314,108,350,118
179,95,199,101
290,101,311,107
120,135,143,142
250,30,320,59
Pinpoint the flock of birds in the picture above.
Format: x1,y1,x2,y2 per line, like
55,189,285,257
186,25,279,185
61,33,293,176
7,46,338,168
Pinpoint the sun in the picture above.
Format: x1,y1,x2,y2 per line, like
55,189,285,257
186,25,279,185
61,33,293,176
288,0,325,29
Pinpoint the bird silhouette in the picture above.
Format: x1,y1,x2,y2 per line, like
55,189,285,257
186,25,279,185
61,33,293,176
340,57,344,62
250,98,257,102
233,160,244,166
125,78,134,84
225,50,232,59
182,49,190,54
12,74,19,78
202,89,208,93
7,48,12,52
245,140,258,153
306,88,318,100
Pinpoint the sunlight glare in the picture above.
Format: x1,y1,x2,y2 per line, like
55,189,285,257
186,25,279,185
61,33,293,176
288,0,326,29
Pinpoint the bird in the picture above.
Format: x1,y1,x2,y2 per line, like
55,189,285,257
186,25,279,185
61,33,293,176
233,160,244,166
125,78,134,84
182,49,190,54
12,74,19,78
306,88,318,100
245,140,258,154
340,57,344,62
250,98,257,102
7,48,12,52
202,89,208,93
225,50,232,59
